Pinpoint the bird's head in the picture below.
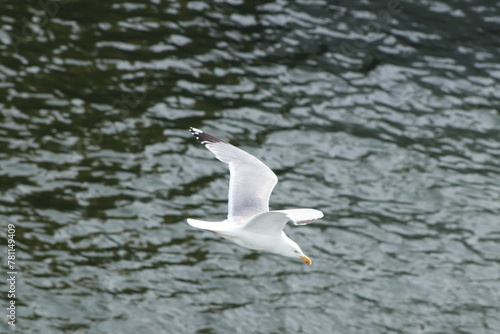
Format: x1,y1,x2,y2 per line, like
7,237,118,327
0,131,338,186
281,237,312,265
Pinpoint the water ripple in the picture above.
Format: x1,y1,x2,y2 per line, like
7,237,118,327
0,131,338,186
1,0,499,333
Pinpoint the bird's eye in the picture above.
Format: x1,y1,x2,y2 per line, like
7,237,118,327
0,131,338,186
294,250,299,253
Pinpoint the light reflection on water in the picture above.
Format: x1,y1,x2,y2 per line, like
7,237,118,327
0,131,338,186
0,0,499,333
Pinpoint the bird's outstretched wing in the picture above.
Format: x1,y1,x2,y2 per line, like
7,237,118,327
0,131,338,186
190,128,278,219
243,209,324,235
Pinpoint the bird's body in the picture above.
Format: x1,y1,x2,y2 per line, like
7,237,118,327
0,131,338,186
186,128,323,264
189,218,286,252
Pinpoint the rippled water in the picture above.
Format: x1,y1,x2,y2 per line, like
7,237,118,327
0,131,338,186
1,0,499,333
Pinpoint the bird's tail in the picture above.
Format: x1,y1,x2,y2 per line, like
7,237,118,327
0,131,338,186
186,218,214,230
186,218,233,234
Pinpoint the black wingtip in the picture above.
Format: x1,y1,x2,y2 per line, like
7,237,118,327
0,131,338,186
189,127,225,145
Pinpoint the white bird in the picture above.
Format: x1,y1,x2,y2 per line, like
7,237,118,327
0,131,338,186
186,128,323,264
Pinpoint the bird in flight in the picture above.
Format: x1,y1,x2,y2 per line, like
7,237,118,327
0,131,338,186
187,128,323,264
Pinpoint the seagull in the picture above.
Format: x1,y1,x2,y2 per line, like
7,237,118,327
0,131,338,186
186,128,323,264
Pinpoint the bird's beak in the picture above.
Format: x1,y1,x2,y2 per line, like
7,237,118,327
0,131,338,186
300,255,312,265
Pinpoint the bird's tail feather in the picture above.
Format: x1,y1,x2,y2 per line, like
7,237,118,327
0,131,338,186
186,218,233,234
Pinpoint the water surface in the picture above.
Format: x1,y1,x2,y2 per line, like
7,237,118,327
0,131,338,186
0,0,499,333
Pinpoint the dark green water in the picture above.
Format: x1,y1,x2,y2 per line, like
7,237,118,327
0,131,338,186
1,0,499,333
